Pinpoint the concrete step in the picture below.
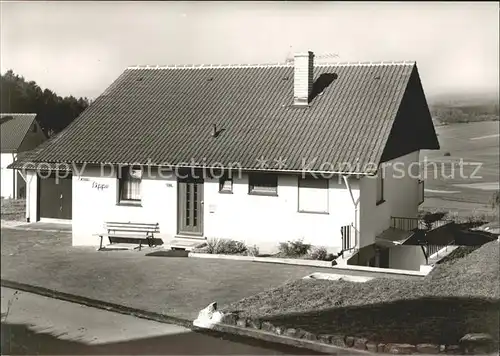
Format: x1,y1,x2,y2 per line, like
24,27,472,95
334,250,355,266
99,243,140,251
166,238,206,251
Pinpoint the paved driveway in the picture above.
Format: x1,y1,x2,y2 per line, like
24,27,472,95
1,227,330,321
2,287,321,355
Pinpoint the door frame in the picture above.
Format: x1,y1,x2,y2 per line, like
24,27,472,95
37,172,72,221
176,176,204,237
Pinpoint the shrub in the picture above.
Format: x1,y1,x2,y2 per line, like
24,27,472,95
465,213,489,228
443,152,451,156
278,239,311,258
419,210,448,230
246,245,260,257
205,238,248,255
191,243,208,253
308,246,336,261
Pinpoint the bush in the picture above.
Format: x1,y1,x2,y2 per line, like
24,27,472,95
308,246,336,261
443,152,451,157
419,211,448,230
278,239,311,258
205,238,248,255
246,245,260,257
465,213,489,228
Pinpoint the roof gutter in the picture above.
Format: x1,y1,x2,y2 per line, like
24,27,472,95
16,161,374,176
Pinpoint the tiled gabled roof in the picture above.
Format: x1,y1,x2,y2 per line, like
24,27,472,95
0,113,37,153
10,62,439,174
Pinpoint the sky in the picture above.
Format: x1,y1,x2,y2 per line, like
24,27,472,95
1,1,498,100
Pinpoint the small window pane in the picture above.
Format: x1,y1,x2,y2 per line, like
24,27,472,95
219,176,233,193
249,174,277,195
119,166,142,202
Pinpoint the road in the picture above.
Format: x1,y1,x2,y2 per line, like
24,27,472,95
1,287,321,355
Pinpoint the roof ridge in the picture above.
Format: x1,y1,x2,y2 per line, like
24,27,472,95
127,60,416,70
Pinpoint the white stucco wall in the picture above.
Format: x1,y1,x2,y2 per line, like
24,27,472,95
359,150,421,247
203,174,359,253
71,165,359,252
72,166,178,246
389,245,426,271
1,153,16,199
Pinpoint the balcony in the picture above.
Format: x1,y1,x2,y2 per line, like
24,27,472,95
390,216,420,231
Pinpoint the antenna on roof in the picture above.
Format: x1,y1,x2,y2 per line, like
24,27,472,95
315,53,340,62
284,49,339,64
284,46,294,64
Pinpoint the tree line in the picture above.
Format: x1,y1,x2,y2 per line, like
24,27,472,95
429,102,499,125
0,70,89,137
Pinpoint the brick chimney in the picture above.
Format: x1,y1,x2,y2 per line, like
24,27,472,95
293,51,314,106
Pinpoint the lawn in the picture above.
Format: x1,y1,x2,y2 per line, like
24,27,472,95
224,241,500,345
0,228,336,321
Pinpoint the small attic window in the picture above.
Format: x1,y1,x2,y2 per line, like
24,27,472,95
207,77,214,81
374,75,381,80
282,76,289,81
136,77,143,82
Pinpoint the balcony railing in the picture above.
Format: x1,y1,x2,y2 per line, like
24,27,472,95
391,216,420,231
391,216,453,232
427,244,446,257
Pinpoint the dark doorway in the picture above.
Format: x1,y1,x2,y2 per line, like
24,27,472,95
38,173,72,220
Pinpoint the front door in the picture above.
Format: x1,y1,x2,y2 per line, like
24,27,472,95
177,177,204,236
38,173,72,220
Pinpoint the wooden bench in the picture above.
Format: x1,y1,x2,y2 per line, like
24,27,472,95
95,222,160,251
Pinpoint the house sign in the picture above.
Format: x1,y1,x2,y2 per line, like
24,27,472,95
92,181,109,191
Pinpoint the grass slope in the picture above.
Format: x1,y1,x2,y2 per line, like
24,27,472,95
225,241,499,344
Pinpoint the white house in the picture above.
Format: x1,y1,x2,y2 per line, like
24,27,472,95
10,51,440,269
1,113,46,200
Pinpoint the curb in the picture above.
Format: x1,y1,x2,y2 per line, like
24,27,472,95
188,253,427,278
193,305,500,355
0,279,191,329
198,321,370,355
188,252,334,268
1,226,72,234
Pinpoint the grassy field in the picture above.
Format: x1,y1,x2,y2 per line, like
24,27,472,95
421,121,499,215
224,241,499,345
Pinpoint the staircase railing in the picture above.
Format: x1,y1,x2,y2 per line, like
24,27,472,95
341,224,356,252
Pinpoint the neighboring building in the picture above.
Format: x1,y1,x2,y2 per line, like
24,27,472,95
9,51,440,270
1,113,46,199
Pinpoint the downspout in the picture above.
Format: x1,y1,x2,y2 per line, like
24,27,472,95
11,153,16,199
342,175,360,250
25,172,34,223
